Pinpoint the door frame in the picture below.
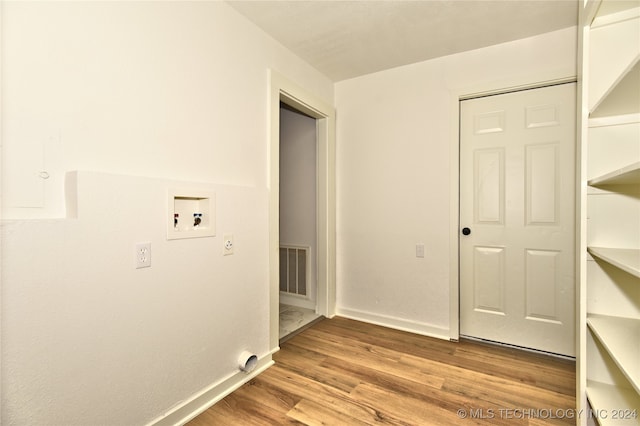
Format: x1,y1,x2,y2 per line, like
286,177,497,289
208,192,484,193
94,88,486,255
448,75,577,342
268,70,336,352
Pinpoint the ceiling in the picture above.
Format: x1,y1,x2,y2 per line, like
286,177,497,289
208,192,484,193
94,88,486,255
226,0,579,82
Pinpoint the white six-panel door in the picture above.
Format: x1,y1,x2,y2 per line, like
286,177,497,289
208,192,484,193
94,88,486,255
459,83,576,356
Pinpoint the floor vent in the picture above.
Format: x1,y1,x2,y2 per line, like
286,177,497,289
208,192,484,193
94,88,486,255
279,245,308,296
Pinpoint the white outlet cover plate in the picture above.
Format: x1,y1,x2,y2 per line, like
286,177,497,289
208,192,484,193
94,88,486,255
223,234,234,255
136,242,151,268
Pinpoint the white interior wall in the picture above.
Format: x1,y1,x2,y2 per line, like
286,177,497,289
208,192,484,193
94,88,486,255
279,106,317,308
1,1,332,219
1,2,580,422
334,27,578,338
0,2,333,425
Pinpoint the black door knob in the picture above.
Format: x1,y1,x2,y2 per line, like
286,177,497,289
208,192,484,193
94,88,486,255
462,227,471,236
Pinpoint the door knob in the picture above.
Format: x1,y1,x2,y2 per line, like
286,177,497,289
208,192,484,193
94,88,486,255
462,227,471,236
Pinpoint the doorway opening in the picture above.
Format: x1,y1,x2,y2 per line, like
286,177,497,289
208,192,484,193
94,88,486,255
278,102,322,342
268,70,336,352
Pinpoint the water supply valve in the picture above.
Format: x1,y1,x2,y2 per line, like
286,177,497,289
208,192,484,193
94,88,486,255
193,213,202,227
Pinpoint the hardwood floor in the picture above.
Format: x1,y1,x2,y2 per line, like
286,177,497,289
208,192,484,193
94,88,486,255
189,317,576,425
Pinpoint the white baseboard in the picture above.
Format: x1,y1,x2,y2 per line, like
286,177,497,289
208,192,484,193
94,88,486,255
336,307,450,341
148,353,275,426
279,292,316,310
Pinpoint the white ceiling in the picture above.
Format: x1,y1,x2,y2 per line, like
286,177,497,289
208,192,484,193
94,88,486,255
227,0,579,82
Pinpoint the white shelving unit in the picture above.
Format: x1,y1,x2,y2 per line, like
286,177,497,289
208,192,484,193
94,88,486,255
579,0,640,425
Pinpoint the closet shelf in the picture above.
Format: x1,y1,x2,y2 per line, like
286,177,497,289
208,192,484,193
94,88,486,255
591,60,640,118
587,314,640,394
588,161,640,186
588,247,640,278
588,6,640,116
586,380,640,426
592,2,640,28
589,112,640,128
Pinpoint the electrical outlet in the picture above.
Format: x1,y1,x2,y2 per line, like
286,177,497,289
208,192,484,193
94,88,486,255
416,243,425,258
135,242,151,268
223,234,234,255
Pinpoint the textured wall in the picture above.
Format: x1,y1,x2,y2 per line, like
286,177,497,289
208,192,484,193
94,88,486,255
1,2,333,424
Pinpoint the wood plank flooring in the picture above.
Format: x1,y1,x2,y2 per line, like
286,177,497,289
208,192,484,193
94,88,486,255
189,317,576,425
